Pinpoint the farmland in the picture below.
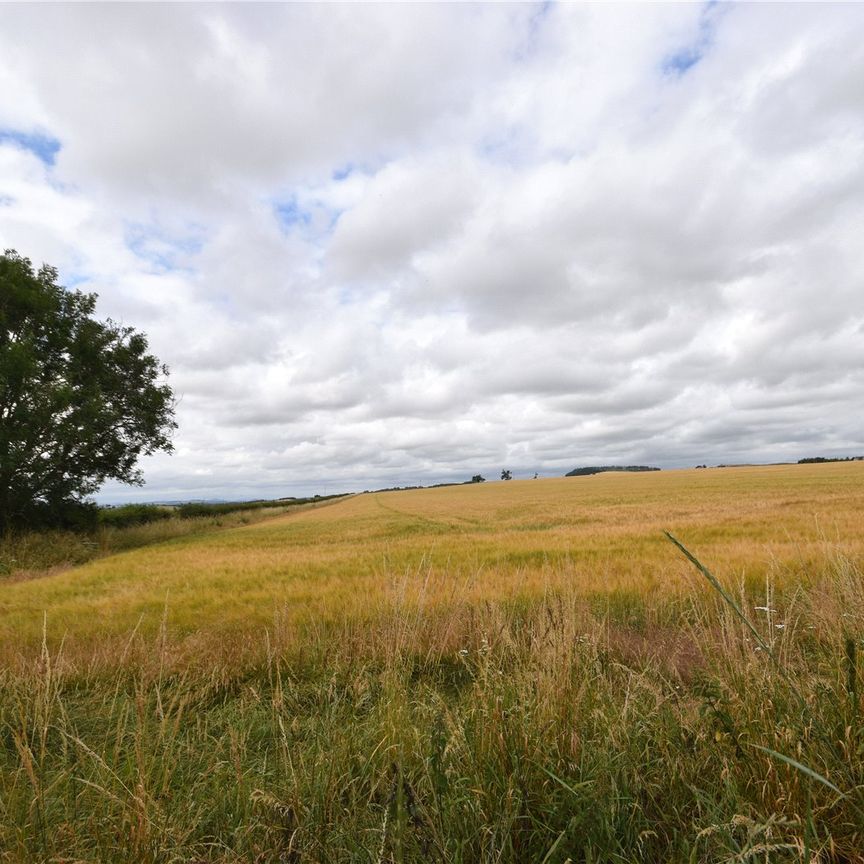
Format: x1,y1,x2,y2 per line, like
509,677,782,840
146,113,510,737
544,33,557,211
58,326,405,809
2,463,864,861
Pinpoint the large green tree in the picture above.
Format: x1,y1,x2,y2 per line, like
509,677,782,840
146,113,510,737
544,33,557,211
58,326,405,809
0,250,176,531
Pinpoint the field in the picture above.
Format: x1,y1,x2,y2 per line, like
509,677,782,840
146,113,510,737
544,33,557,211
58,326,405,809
2,463,864,861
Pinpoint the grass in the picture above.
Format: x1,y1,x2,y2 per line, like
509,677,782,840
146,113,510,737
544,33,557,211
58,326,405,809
1,463,864,861
0,497,346,586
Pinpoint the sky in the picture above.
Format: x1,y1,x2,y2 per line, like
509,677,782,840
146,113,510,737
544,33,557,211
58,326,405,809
1,2,863,502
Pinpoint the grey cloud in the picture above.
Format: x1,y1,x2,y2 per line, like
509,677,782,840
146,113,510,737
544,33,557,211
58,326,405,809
0,4,529,207
327,155,481,282
1,3,863,501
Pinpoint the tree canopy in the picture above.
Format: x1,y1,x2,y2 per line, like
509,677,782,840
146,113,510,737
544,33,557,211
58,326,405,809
0,250,176,531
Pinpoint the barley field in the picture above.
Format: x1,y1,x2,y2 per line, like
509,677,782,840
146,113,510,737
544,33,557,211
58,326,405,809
2,463,864,862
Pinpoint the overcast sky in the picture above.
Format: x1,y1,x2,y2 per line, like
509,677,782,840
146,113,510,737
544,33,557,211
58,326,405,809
1,3,863,501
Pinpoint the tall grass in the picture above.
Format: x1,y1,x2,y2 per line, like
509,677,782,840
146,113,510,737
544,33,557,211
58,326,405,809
1,547,862,862
3,466,864,861
0,498,345,581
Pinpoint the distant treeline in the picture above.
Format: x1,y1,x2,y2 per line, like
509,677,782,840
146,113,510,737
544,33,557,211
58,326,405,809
99,494,348,529
364,482,466,494
798,456,863,464
565,466,660,477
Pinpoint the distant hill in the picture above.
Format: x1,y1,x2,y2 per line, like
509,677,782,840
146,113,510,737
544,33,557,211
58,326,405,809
565,465,660,477
798,456,863,464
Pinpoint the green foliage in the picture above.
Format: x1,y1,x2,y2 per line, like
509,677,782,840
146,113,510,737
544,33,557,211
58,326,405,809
98,503,174,528
19,498,99,531
565,465,660,477
176,494,345,519
176,500,275,518
0,250,176,532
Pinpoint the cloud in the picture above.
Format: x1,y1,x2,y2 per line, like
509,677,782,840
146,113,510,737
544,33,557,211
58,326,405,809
1,2,863,501
0,129,61,166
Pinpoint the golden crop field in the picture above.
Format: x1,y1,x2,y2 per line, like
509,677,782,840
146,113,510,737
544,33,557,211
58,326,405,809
3,462,863,653
4,462,864,863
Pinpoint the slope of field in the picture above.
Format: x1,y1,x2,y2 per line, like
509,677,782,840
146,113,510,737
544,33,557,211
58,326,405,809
2,463,863,652
2,463,864,862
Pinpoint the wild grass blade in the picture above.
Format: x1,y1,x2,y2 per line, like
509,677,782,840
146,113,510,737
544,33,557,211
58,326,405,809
539,821,572,864
749,744,844,797
664,531,807,710
664,532,772,654
540,766,594,798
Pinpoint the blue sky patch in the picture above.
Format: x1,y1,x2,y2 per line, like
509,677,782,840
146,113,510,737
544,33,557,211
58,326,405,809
661,2,720,78
125,222,205,272
663,47,703,76
274,197,313,232
0,129,61,166
62,272,91,289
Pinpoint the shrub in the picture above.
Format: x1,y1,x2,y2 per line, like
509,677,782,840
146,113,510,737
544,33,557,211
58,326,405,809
98,504,174,528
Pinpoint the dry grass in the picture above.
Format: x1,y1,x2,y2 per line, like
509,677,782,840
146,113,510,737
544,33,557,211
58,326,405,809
2,463,863,656
1,462,864,861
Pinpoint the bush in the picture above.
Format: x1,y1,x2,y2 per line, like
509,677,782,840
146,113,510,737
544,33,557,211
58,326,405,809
176,496,346,520
98,504,174,529
16,499,100,532
176,502,266,519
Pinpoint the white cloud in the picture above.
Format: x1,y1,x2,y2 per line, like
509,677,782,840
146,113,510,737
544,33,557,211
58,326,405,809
1,2,863,501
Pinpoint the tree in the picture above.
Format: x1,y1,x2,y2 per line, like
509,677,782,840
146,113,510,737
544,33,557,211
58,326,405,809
470,474,485,483
0,250,176,531
501,469,512,481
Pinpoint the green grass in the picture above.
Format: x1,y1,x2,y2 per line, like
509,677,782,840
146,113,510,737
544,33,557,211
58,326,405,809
2,556,863,862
